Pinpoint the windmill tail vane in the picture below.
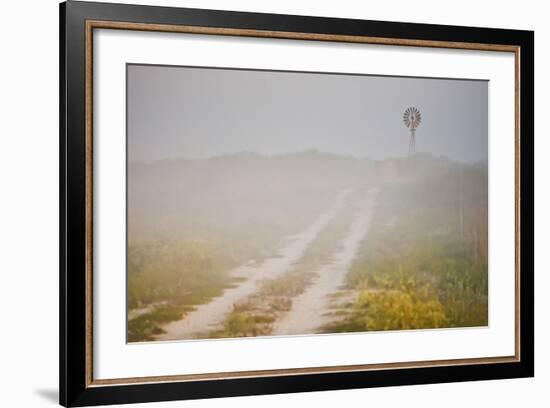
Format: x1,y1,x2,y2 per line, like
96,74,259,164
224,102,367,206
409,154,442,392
403,107,421,156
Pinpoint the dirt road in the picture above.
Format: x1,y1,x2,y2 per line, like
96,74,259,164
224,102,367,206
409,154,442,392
271,188,378,336
157,189,353,341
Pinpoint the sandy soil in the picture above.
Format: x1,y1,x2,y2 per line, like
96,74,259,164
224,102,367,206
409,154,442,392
271,188,378,336
157,189,353,341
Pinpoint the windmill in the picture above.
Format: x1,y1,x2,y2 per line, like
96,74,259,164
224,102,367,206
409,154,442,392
403,107,422,156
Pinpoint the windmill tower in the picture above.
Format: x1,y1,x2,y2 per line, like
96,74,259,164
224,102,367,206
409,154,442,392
403,107,422,156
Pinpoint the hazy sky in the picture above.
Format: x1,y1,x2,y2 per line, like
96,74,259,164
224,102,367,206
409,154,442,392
127,64,488,163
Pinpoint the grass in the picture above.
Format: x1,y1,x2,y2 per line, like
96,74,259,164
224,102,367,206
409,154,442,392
126,201,326,342
127,274,247,342
126,211,308,342
323,167,488,333
128,304,190,342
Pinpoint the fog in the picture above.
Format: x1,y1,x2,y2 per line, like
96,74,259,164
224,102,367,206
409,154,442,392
126,64,489,341
127,64,488,163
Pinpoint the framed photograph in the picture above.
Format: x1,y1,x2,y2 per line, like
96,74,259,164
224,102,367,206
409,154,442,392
60,1,534,406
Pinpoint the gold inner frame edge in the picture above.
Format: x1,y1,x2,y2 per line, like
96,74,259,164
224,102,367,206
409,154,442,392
84,19,522,388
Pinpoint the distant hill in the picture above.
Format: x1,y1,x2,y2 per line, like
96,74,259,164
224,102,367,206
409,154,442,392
127,150,473,239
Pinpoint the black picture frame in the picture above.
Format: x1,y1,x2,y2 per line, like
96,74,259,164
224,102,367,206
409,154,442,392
60,1,534,406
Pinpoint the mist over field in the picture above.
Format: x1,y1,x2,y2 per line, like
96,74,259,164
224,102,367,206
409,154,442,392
127,152,488,341
129,151,373,237
126,65,488,342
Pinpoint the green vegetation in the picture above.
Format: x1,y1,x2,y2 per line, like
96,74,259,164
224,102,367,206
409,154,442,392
128,304,192,342
127,233,272,342
324,166,488,333
128,238,229,309
126,184,330,342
